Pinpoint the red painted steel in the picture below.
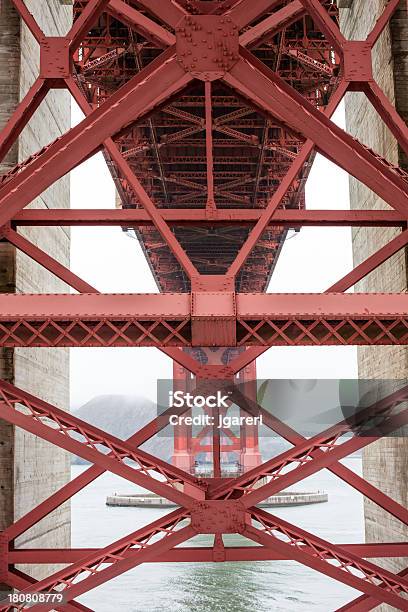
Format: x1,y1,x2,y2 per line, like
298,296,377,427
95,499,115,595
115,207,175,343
9,543,408,564
11,208,408,227
0,1,407,610
0,292,407,348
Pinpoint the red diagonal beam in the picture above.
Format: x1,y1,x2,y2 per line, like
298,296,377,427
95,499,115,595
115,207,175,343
0,78,49,163
134,0,187,29
65,76,199,279
227,403,408,507
338,567,408,611
107,143,199,278
3,384,197,541
210,383,408,504
68,0,111,52
224,52,408,217
227,0,281,29
161,348,200,374
245,510,408,610
240,405,408,507
2,227,96,294
229,347,269,374
0,512,193,612
366,0,401,47
226,78,348,276
11,0,45,43
327,228,408,293
0,47,191,227
107,0,176,48
0,380,204,507
298,0,345,55
364,80,408,159
163,105,204,125
4,570,91,612
213,124,259,146
229,387,408,527
239,0,304,48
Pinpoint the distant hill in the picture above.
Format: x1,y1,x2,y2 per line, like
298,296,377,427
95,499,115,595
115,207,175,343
72,395,173,464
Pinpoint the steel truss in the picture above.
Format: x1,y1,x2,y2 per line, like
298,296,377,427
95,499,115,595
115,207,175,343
0,0,407,610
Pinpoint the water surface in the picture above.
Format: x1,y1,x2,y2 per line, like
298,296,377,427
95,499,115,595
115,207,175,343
72,457,364,611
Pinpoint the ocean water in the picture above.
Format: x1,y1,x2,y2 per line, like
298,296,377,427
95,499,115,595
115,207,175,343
72,457,364,611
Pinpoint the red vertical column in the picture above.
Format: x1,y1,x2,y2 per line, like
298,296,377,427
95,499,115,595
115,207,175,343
239,359,262,472
171,361,193,473
198,348,226,478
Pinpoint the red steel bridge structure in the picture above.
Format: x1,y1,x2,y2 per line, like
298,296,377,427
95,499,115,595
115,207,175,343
0,0,408,609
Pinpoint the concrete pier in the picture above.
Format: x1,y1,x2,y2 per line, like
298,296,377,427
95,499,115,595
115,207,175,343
339,1,408,603
0,0,71,581
106,491,329,509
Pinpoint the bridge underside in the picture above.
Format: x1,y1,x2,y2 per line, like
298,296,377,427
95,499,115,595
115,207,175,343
0,1,408,611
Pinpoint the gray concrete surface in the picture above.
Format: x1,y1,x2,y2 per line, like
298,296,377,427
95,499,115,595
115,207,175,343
0,0,72,582
339,1,408,609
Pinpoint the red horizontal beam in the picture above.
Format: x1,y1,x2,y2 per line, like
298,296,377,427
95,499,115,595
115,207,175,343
11,208,406,227
0,292,407,347
0,291,406,321
10,543,408,564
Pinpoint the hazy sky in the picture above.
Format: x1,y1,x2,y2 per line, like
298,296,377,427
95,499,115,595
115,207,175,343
70,103,357,408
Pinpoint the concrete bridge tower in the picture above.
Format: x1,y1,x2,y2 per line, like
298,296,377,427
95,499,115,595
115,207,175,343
340,0,408,598
0,0,71,582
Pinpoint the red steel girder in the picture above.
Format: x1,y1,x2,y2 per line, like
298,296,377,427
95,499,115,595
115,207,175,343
2,570,89,612
244,509,408,611
0,512,195,612
1,227,96,294
0,1,407,610
224,54,408,217
0,292,407,347
2,387,198,542
338,569,408,612
0,380,205,507
209,383,408,504
134,0,188,29
10,543,408,564
107,0,176,48
11,208,408,228
3,396,408,611
0,78,49,162
69,0,111,52
327,229,408,293
239,0,304,48
226,0,282,29
0,47,192,227
230,385,408,527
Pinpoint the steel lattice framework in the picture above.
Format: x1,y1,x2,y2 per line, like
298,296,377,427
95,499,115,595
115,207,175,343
0,0,407,610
